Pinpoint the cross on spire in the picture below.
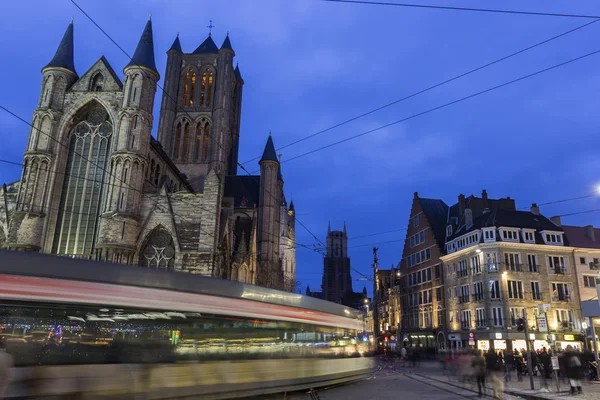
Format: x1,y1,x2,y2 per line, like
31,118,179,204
207,20,215,36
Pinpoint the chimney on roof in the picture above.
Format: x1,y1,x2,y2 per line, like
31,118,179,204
458,193,465,216
530,203,540,215
550,216,562,226
584,225,596,241
482,189,488,208
465,208,473,227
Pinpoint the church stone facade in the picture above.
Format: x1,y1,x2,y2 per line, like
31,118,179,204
0,19,296,291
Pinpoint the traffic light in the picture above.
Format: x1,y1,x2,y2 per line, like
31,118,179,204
516,318,525,332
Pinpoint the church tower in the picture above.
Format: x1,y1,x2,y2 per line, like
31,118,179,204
156,30,244,190
7,21,78,251
322,222,352,303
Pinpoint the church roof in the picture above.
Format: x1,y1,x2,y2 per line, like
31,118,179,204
193,35,219,54
277,165,284,182
169,35,182,52
235,64,243,80
224,175,261,208
44,20,76,75
260,135,278,163
221,34,233,50
126,19,157,73
289,200,295,211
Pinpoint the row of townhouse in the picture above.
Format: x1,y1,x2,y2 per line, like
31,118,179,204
391,190,600,353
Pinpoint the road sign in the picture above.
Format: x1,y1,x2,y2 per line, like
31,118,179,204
469,332,474,338
469,338,475,346
537,315,548,332
538,304,551,314
551,356,559,370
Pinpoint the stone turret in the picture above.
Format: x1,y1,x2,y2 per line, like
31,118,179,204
97,17,159,263
257,135,281,287
7,20,79,252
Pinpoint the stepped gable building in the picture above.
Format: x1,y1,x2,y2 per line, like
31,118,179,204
0,19,296,290
399,192,448,350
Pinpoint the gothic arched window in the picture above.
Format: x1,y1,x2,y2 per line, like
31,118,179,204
91,73,104,92
140,227,175,269
202,122,210,160
206,72,214,105
174,122,182,159
189,71,196,106
52,101,112,256
182,70,189,105
195,123,202,161
200,72,207,105
182,122,190,161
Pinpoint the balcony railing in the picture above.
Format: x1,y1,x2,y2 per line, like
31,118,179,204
472,293,484,301
552,294,570,302
528,264,539,273
505,263,523,272
550,266,567,274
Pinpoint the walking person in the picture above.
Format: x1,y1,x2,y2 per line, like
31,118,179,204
565,346,584,394
0,340,14,400
485,349,503,399
472,350,487,397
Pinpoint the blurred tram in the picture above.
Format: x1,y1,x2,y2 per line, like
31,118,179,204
0,250,374,399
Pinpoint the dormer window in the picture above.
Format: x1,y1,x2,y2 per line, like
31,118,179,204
446,225,453,237
541,231,564,245
483,229,496,242
499,228,519,242
522,229,535,243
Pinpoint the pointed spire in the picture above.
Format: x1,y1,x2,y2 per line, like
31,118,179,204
44,20,76,75
126,19,157,73
343,221,347,235
289,200,295,212
259,135,278,164
277,165,284,182
234,63,243,80
220,33,233,51
193,35,219,54
169,34,182,53
328,221,331,234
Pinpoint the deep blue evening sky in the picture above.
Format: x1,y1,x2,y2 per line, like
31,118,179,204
2,0,600,296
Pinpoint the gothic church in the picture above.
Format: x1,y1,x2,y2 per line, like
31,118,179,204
0,19,297,290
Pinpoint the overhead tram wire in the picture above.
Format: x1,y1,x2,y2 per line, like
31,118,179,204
556,208,600,218
269,46,600,166
0,159,314,252
320,0,600,19
0,110,285,257
240,17,600,167
69,0,326,251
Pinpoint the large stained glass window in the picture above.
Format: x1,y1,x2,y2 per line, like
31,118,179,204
52,102,112,257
